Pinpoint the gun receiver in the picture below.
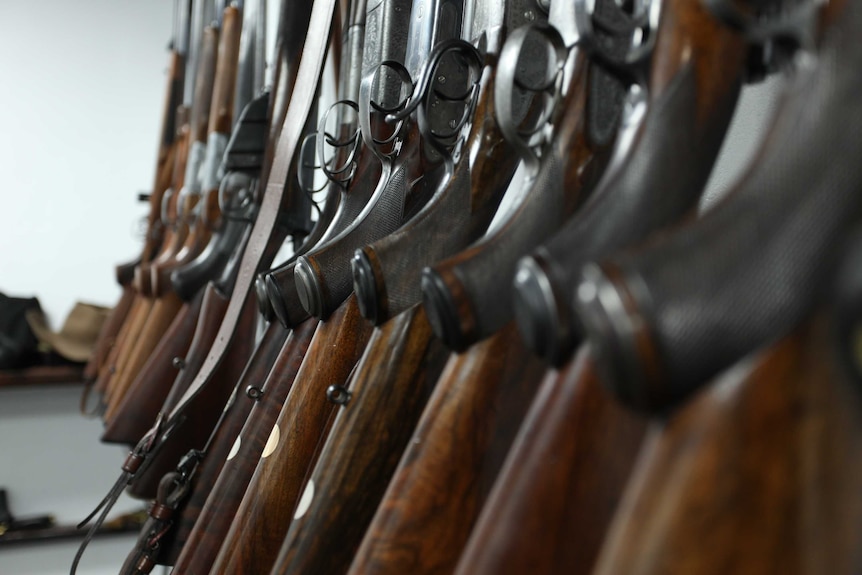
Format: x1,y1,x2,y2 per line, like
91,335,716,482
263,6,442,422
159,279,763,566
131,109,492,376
419,0,636,351
141,22,219,296
293,0,461,321
575,0,860,412
171,91,270,301
513,0,749,366
350,0,545,325
150,5,242,297
261,0,373,328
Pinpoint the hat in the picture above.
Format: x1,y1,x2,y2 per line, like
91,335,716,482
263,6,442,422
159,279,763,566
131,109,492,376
25,302,111,362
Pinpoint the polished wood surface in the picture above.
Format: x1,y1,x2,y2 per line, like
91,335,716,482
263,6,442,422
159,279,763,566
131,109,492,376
103,291,184,422
454,345,648,575
167,318,316,571
348,322,545,575
127,292,258,500
101,289,204,444
272,304,450,575
210,295,372,575
593,315,862,575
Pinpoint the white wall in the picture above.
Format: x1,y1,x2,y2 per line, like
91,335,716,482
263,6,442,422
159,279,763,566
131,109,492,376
0,2,174,574
0,0,174,325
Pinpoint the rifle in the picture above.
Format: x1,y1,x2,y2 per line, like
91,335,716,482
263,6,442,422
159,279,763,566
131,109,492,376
96,1,218,413
339,3,645,573
82,0,190,397
573,0,861,413
102,0,273,445
103,3,244,423
72,0,337,569
417,0,631,353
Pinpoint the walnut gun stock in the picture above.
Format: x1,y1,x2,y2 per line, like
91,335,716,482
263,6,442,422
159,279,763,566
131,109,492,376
575,0,862,412
513,0,750,367
420,1,636,351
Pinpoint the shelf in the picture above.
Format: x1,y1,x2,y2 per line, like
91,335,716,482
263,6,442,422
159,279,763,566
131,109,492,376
0,365,85,389
0,511,145,547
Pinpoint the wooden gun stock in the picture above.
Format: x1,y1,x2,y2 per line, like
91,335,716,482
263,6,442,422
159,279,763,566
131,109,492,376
210,296,372,575
420,30,614,351
101,289,204,444
127,290,258,500
103,291,184,423
351,34,518,326
452,345,647,575
593,313,862,575
348,321,545,575
514,0,748,366
271,304,450,575
576,0,862,412
166,318,315,571
265,128,383,327
83,284,135,387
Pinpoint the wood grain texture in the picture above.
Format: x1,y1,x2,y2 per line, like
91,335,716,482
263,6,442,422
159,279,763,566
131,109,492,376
128,291,259,500
168,318,317,572
453,345,648,575
101,289,204,444
210,295,372,575
104,291,184,422
100,296,154,412
84,284,135,383
592,315,862,575
347,321,546,575
272,304,450,575
158,318,312,566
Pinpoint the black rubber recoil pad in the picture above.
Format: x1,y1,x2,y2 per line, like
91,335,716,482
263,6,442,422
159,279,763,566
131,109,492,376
512,253,574,366
295,256,327,319
421,268,473,352
265,262,311,328
352,248,381,324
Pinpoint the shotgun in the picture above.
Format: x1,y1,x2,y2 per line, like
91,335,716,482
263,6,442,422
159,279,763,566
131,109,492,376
593,309,862,575
451,0,787,570
268,2,498,573
72,0,337,569
103,0,273,445
417,0,629,352
208,1,416,571
83,0,190,397
97,1,218,413
573,0,861,412
103,3,244,423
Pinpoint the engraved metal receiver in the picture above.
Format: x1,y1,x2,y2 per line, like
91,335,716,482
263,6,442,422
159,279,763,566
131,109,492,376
294,0,468,320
